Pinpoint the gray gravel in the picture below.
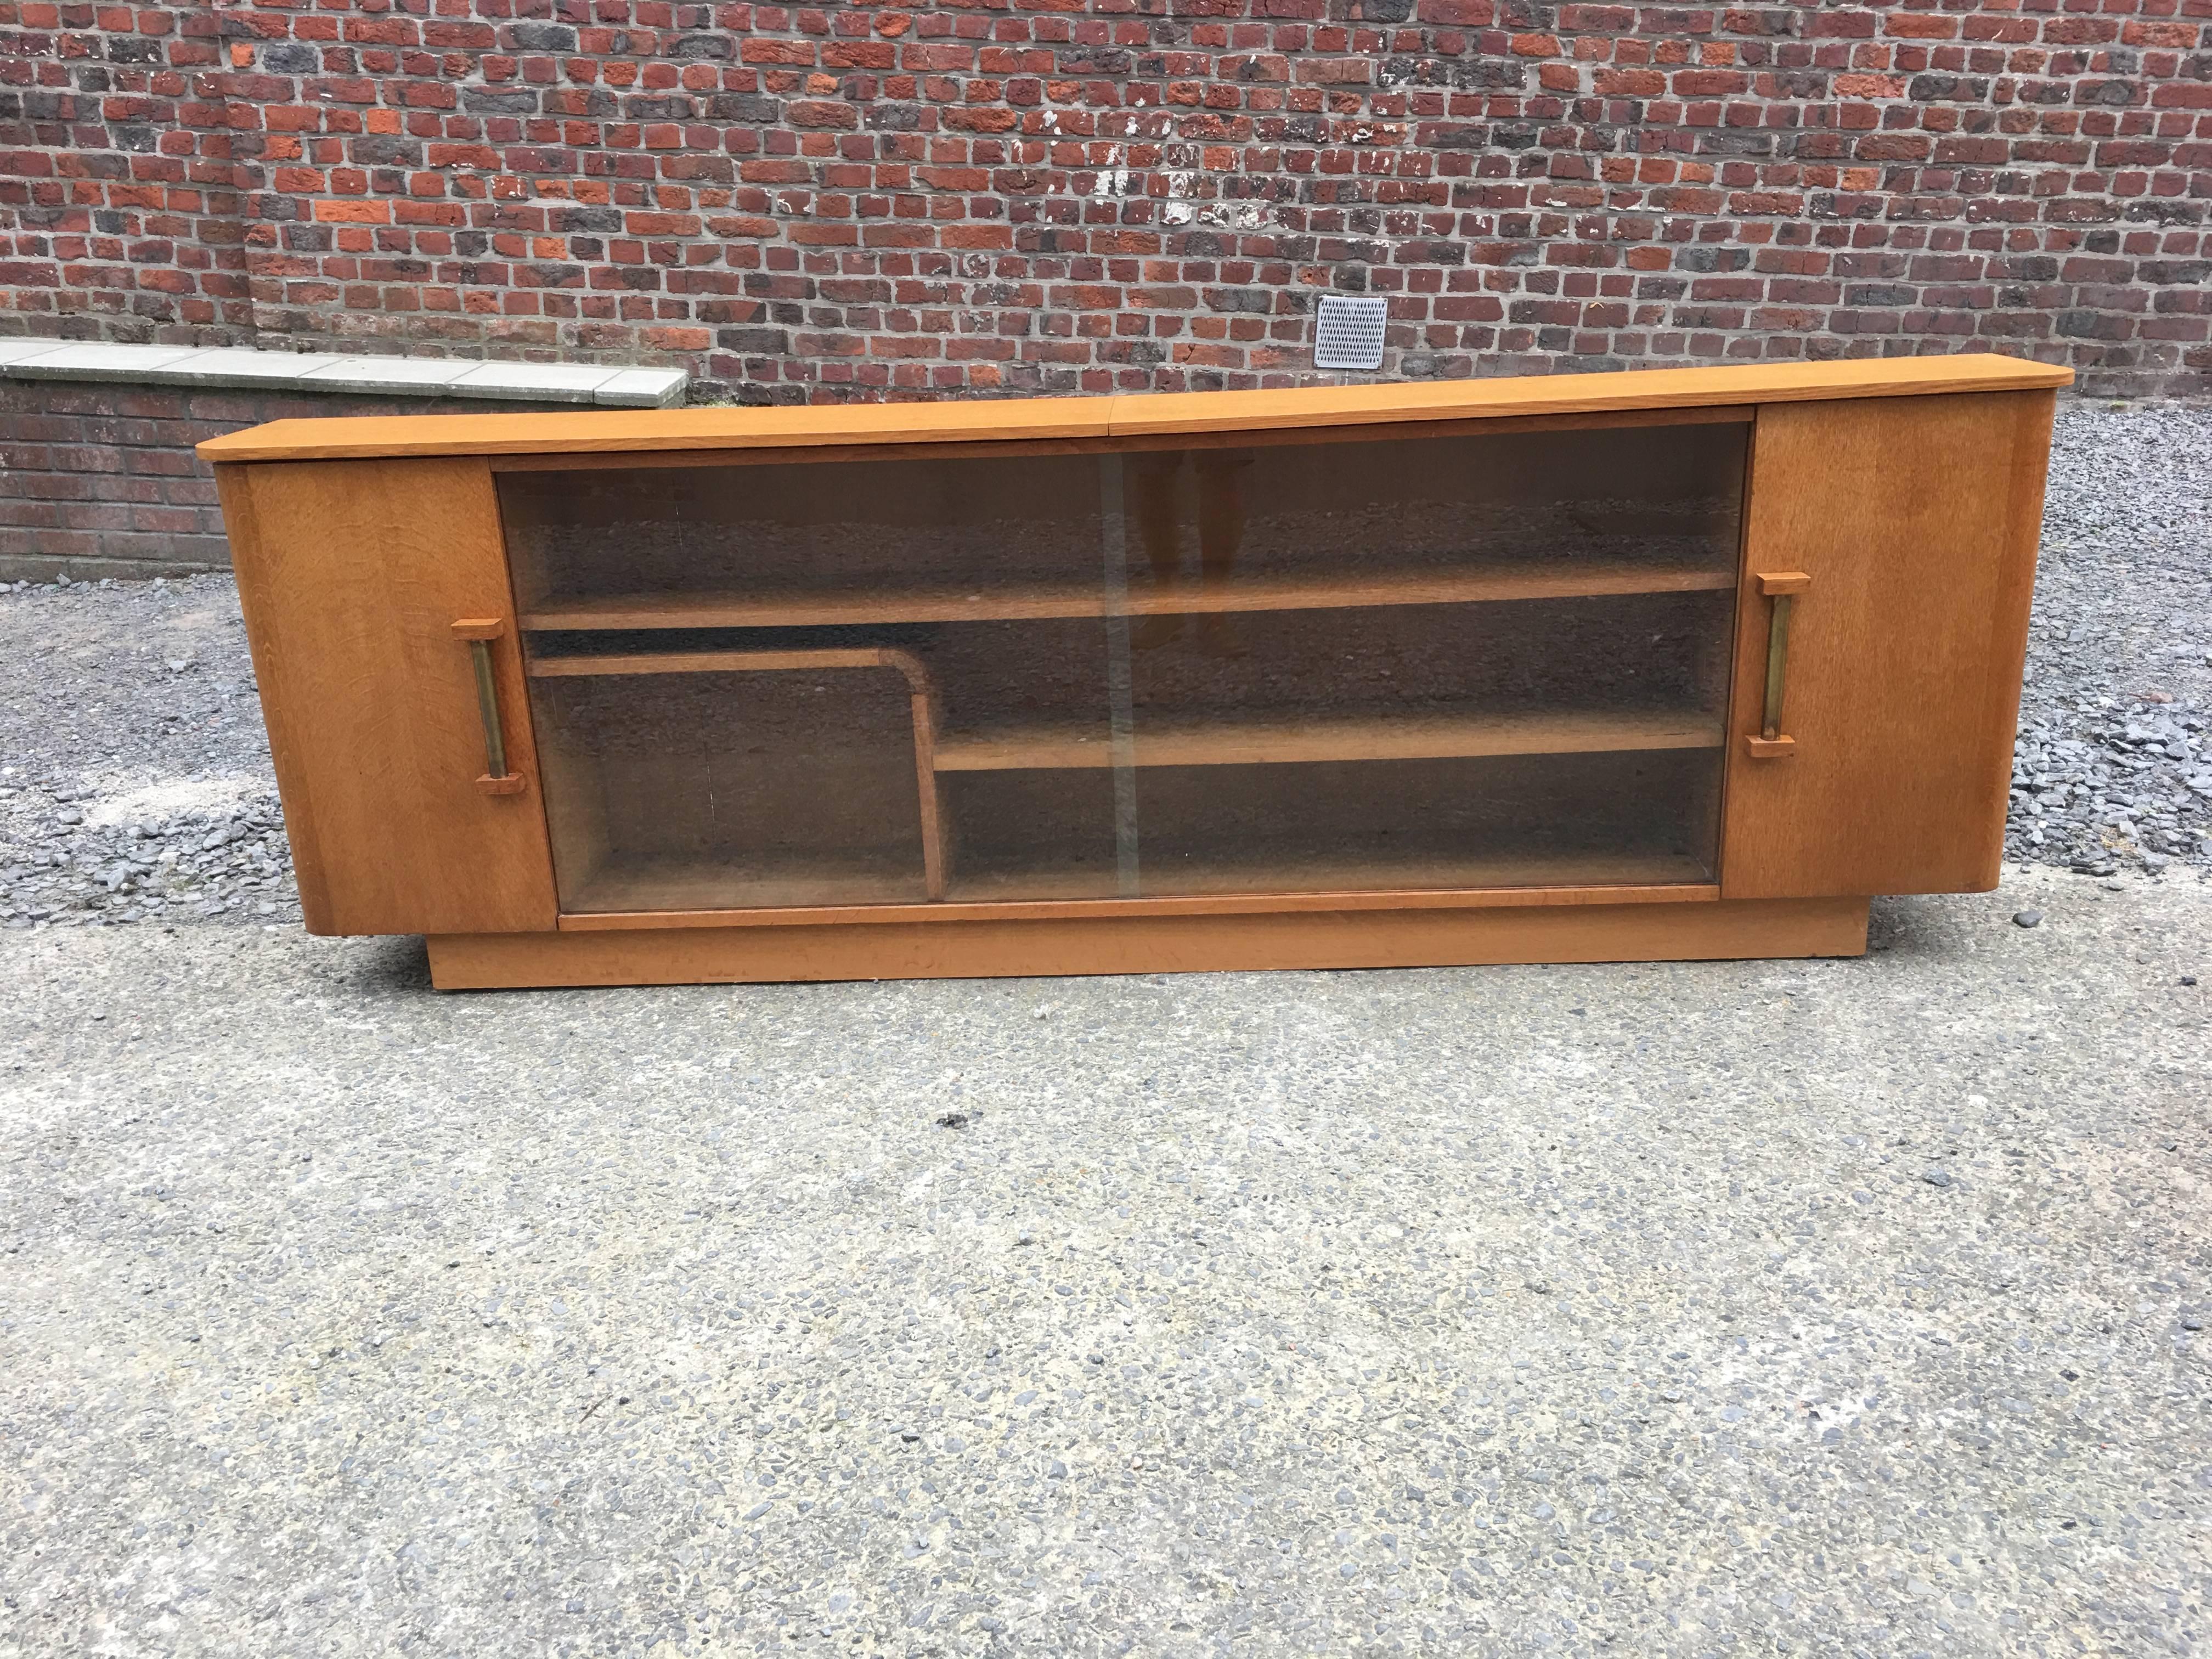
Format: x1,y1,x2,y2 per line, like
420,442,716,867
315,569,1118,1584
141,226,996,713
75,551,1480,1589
0,574,300,931
2011,403,2212,874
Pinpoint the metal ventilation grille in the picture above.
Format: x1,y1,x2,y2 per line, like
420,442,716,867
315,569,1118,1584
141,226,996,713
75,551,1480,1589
1313,294,1387,371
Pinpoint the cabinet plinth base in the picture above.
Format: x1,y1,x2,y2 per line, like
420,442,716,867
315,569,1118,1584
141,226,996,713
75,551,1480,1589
424,896,1870,990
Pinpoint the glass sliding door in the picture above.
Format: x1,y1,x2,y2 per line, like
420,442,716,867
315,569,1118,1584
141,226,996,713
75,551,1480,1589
500,452,1115,912
499,415,1746,914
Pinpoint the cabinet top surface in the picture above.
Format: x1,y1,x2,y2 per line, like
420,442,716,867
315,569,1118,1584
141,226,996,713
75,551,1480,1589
199,354,2071,464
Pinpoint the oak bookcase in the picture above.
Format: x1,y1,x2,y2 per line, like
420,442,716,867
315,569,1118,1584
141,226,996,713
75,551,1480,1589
200,356,2068,990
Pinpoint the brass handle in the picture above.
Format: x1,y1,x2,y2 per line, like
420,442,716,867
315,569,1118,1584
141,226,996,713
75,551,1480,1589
452,620,526,795
1746,572,1809,759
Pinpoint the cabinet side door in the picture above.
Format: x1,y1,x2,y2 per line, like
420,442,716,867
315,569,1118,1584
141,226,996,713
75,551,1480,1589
1720,388,2054,899
220,457,558,935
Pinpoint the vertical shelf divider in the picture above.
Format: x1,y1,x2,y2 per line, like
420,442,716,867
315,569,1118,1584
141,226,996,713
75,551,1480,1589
1098,454,1142,898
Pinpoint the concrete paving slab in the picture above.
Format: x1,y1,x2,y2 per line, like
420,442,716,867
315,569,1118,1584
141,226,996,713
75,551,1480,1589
6,341,205,379
447,361,617,403
295,355,477,393
143,348,351,387
0,342,684,407
596,366,691,407
0,337,72,366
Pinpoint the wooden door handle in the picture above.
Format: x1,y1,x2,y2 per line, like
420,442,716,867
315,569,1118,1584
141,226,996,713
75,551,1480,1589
1745,572,1809,759
452,619,527,795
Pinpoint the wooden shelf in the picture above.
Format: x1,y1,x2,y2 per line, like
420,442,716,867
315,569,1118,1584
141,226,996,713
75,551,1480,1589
201,355,2070,464
556,848,1714,919
518,560,1736,632
565,858,932,916
933,708,1723,772
947,849,1713,904
528,647,926,680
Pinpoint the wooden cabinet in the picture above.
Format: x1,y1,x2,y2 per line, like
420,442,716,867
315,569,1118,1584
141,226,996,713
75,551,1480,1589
201,357,2066,989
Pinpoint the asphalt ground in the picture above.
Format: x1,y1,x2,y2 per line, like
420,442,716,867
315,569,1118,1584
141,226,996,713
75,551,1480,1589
2,870,2207,1656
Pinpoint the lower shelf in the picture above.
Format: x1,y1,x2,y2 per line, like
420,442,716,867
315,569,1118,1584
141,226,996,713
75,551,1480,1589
944,849,1713,904
557,848,1714,917
562,858,931,915
426,896,1873,989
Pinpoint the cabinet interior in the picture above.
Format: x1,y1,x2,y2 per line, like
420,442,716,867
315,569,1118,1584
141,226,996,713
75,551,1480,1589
499,416,1748,915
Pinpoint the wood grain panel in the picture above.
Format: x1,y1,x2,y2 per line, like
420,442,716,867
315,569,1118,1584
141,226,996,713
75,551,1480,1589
558,876,1720,928
933,708,1723,771
221,457,558,934
201,390,1119,465
199,357,2070,465
428,896,1869,988
520,561,1737,632
481,405,1751,475
553,858,1714,916
1720,390,2055,898
1103,356,2064,441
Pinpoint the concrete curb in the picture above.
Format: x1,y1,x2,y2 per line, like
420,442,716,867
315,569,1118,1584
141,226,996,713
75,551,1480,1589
0,339,688,408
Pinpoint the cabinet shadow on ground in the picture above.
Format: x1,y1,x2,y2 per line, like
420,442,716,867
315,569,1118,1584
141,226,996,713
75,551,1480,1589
339,932,437,995
1866,891,1979,962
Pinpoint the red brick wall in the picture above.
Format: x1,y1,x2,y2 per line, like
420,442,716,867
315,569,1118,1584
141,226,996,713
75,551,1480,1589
0,381,572,580
2,0,2207,402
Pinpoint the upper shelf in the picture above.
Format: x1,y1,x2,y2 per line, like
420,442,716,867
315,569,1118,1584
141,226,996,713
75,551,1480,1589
198,356,2074,464
520,560,1736,631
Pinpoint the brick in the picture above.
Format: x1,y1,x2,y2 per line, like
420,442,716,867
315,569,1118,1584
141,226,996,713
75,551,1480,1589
0,382,578,577
0,0,2191,410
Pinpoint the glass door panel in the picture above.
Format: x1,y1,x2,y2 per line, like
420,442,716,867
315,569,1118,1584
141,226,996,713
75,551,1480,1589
1118,421,1743,610
503,454,1114,913
501,451,1105,625
531,660,935,912
501,416,1746,915
1134,751,1725,894
1104,420,1745,895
